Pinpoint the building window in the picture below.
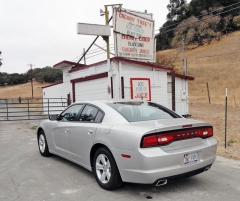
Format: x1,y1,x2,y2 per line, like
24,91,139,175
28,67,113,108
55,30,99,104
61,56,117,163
167,82,172,93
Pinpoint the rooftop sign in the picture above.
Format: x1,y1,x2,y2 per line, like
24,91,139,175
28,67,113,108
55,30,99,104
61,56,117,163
77,23,111,36
113,8,155,38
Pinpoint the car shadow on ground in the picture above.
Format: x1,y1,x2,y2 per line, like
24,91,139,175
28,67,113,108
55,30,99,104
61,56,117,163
47,153,204,196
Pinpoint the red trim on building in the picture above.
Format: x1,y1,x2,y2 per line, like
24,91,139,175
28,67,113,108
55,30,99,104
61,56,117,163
71,72,108,103
112,57,173,71
67,57,173,74
167,72,194,80
69,60,107,73
111,77,114,99
130,78,151,101
70,72,108,83
53,60,85,69
42,81,63,89
72,82,76,103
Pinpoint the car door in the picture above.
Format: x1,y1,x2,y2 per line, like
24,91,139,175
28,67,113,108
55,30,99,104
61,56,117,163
69,104,104,167
52,104,83,158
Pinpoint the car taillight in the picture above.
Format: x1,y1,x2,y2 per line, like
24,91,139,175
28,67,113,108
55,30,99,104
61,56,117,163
142,135,158,147
141,127,213,148
198,127,213,138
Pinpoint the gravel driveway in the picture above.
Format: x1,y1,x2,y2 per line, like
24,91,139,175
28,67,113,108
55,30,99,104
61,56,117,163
0,120,240,201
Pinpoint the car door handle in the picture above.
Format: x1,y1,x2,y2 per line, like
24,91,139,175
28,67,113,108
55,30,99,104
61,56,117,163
65,129,69,133
88,130,93,135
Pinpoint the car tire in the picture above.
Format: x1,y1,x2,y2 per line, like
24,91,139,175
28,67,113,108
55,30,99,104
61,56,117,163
38,130,50,157
93,147,123,190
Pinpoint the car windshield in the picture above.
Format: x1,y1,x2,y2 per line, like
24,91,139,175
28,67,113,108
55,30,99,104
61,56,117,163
106,102,181,122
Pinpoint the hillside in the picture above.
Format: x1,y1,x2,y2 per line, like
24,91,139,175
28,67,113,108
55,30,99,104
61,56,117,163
0,80,51,99
157,31,240,160
159,30,240,106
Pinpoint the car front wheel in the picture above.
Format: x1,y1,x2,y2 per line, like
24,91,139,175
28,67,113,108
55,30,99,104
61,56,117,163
93,147,122,190
38,130,50,157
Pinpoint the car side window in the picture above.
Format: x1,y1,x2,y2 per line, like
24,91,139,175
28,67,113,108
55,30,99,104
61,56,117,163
58,104,83,122
78,105,99,122
95,111,104,123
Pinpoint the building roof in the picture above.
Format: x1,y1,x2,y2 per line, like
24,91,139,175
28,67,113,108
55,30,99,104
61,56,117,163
42,81,63,89
53,57,194,80
53,60,85,69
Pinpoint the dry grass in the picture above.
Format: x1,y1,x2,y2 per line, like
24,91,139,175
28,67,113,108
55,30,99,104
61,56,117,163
0,81,52,113
0,80,50,99
157,31,240,160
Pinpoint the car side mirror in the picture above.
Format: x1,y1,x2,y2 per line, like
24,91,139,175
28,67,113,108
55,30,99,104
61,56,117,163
49,114,59,121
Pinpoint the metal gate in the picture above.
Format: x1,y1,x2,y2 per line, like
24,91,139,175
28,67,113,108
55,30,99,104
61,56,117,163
0,98,68,121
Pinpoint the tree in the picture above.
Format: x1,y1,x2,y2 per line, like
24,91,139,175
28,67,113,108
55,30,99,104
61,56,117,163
171,10,222,47
167,0,189,21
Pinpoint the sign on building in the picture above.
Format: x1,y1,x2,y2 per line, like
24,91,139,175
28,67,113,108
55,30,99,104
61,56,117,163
116,34,156,60
113,8,156,62
130,78,151,101
113,8,155,38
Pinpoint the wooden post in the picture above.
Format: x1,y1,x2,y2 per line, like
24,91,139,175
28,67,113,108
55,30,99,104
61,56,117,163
225,88,228,149
171,71,176,111
121,77,125,99
206,82,211,104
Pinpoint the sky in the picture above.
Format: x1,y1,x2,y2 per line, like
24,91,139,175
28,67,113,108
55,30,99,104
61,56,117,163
0,0,175,74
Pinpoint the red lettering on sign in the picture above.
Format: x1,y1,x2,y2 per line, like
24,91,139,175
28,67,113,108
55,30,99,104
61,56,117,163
119,13,135,22
122,47,137,53
135,93,148,99
137,19,147,26
139,49,150,54
139,37,150,42
122,35,135,40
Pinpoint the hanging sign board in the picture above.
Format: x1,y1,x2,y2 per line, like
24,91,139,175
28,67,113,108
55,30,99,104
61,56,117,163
130,78,151,101
116,34,156,61
113,8,155,38
77,23,111,36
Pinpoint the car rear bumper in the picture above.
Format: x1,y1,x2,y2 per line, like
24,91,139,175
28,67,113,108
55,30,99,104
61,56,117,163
111,137,217,184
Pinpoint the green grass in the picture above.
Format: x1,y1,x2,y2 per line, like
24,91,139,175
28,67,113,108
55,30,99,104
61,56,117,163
227,139,237,146
30,126,38,130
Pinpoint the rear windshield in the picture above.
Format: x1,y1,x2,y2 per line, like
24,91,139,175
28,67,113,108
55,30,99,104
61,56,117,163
107,102,181,122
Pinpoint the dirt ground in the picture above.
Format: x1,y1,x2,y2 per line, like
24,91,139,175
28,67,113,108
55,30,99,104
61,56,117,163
189,102,240,160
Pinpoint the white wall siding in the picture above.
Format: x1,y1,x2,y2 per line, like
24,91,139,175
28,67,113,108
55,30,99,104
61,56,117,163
75,77,109,101
167,75,189,115
121,62,169,107
70,63,108,80
42,83,68,114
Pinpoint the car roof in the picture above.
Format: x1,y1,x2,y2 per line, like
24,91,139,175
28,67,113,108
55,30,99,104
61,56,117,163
73,100,148,104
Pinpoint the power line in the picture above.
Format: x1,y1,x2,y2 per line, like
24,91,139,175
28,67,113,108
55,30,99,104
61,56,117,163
158,5,240,35
155,1,240,32
71,44,114,62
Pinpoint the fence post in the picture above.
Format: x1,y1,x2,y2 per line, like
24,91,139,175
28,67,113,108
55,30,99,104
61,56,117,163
6,99,9,121
225,88,228,149
28,99,30,120
206,82,211,104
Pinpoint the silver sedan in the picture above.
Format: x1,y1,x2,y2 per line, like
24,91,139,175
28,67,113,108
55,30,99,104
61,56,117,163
37,100,217,190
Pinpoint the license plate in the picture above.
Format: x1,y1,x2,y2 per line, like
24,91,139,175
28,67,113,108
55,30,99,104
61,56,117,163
184,152,198,165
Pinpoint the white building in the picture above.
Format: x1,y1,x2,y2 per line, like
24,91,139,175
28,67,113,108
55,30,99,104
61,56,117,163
42,57,194,116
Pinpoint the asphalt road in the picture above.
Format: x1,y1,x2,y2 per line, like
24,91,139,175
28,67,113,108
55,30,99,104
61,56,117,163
0,120,240,201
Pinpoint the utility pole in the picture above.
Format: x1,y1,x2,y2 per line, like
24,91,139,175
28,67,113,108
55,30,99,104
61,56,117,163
27,64,34,99
104,5,110,59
